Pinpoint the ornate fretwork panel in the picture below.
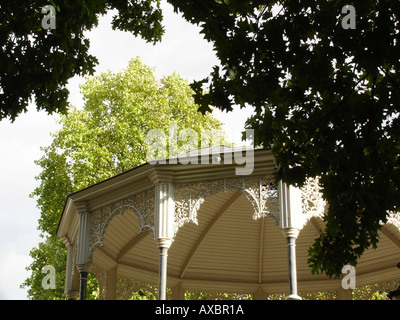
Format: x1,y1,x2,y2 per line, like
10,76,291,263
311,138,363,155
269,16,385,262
243,176,279,222
174,175,279,234
70,243,77,278
91,265,108,300
300,177,326,227
89,187,155,256
115,276,159,300
386,211,400,229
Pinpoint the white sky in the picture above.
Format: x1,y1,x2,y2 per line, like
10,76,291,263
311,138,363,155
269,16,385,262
0,1,254,299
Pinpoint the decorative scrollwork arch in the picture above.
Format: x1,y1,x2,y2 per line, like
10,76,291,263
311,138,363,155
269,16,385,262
89,187,155,256
299,177,326,228
173,175,279,235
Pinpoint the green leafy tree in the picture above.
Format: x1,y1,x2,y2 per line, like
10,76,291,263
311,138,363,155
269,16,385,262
22,57,226,299
12,0,399,282
22,236,66,300
167,0,400,278
0,0,164,121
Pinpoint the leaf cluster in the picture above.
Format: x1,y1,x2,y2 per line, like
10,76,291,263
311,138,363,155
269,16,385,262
0,0,164,121
168,0,400,277
25,58,226,299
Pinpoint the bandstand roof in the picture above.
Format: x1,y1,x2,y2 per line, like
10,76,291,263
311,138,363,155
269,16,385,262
57,147,400,299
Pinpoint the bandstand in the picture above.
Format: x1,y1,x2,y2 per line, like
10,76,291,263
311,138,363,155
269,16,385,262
57,147,400,300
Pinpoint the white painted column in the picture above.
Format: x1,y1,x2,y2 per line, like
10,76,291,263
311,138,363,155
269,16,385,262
157,238,173,300
278,181,302,300
64,241,79,300
75,201,92,300
282,227,301,300
153,181,175,300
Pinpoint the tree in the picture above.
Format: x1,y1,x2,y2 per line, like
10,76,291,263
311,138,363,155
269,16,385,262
167,0,400,277
22,57,227,299
13,0,399,281
0,0,164,121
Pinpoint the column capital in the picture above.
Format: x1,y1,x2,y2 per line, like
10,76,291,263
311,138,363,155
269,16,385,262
77,262,91,273
60,236,73,247
73,201,91,215
149,170,174,185
281,227,300,239
157,238,173,249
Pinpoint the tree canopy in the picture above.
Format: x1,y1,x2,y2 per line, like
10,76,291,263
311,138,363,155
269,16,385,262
10,0,400,280
167,0,400,277
22,58,226,299
0,0,164,121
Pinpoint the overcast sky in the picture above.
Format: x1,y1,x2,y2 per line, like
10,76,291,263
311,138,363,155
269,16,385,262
0,1,254,299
